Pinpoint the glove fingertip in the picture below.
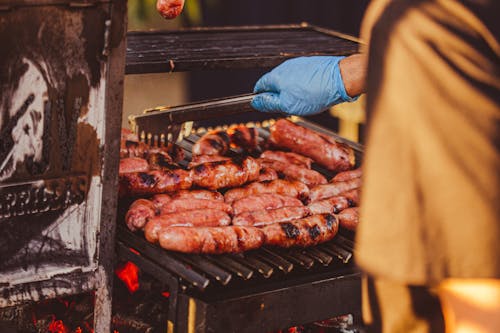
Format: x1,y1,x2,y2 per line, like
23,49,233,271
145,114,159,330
251,93,281,113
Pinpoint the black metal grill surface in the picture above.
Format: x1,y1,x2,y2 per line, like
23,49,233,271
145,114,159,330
126,24,360,74
118,120,360,292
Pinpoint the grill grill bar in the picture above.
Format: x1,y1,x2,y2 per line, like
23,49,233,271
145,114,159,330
118,118,360,292
126,24,360,74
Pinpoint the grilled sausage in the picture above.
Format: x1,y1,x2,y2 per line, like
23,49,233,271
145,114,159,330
159,198,232,215
227,125,259,152
307,196,352,215
268,119,355,172
224,179,310,203
156,0,185,19
258,158,327,187
233,206,310,227
119,169,192,197
190,156,260,190
156,226,265,253
261,214,339,248
260,150,313,169
232,193,303,215
339,188,360,206
144,209,231,243
337,207,359,230
171,189,224,201
309,178,362,203
192,131,231,156
331,167,362,182
125,199,156,231
148,152,180,170
119,157,149,174
188,155,230,168
257,167,279,182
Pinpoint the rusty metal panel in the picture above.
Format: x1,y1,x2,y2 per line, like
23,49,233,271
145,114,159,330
0,0,126,311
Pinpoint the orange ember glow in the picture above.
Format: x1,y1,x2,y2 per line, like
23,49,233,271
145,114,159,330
115,261,140,293
48,319,68,333
162,291,170,298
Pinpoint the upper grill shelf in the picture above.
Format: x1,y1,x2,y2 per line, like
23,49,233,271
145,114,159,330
125,24,360,74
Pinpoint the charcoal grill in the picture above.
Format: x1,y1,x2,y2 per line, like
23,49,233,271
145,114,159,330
117,118,363,333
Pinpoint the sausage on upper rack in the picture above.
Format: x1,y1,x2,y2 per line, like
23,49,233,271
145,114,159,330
261,214,339,248
224,179,310,203
258,158,327,187
144,209,231,243
156,226,265,254
309,177,362,203
232,193,303,215
268,119,355,172
119,169,192,197
232,206,310,227
190,156,260,190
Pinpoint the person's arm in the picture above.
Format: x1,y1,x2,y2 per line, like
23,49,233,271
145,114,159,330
340,54,367,98
251,54,367,116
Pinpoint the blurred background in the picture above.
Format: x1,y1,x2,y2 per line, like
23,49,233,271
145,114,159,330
124,0,370,142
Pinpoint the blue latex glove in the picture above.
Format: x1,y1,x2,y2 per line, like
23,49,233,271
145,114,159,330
251,56,357,116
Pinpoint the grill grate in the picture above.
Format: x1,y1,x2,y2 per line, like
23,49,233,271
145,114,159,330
118,119,359,292
126,24,360,74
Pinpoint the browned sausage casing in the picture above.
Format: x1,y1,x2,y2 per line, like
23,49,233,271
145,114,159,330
233,206,310,227
258,158,327,187
144,209,231,243
188,155,230,168
156,0,185,19
224,179,310,203
119,157,149,175
190,156,260,190
232,193,303,215
192,131,231,156
268,119,355,172
125,199,156,232
309,177,362,203
307,196,352,215
337,207,359,230
339,188,360,206
260,150,313,169
257,167,279,182
171,189,224,201
159,198,232,215
261,214,339,248
331,167,362,182
119,169,192,197
157,226,265,254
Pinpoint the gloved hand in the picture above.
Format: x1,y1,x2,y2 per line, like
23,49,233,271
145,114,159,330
251,56,357,116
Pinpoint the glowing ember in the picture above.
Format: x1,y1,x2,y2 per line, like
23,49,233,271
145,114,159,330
115,261,140,293
48,319,68,333
162,291,170,298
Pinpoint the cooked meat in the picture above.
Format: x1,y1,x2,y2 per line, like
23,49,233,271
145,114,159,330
261,214,339,248
257,167,279,182
307,196,352,215
188,154,230,168
258,158,327,187
331,167,362,182
156,226,265,253
190,156,260,190
119,169,192,197
260,150,313,169
339,188,360,206
337,207,359,230
232,206,310,227
171,189,224,201
158,198,232,215
119,157,149,174
224,179,310,203
309,178,362,202
227,125,259,152
156,0,185,19
268,119,355,172
232,193,303,215
125,199,156,232
192,131,231,156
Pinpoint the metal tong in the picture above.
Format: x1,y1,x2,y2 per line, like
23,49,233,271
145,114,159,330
129,93,257,145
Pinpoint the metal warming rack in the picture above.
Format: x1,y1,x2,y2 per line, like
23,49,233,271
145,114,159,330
122,24,362,332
